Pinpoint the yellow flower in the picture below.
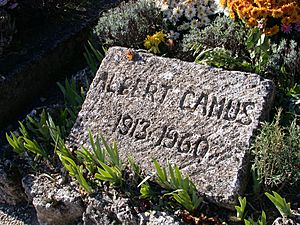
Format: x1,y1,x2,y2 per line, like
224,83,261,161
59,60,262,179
265,25,279,36
257,7,269,17
153,31,166,43
272,9,284,18
219,0,227,8
144,31,166,54
221,0,300,36
246,17,257,27
251,7,260,18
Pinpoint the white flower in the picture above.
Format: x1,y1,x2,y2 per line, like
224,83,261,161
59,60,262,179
197,5,206,13
191,19,204,28
161,3,169,11
172,6,183,18
168,30,180,39
184,5,196,20
197,9,205,18
202,0,210,5
190,19,198,28
201,16,211,25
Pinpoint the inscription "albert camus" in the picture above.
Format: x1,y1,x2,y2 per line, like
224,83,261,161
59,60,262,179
98,71,255,125
112,113,209,158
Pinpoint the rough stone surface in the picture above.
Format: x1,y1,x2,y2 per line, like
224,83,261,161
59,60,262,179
82,190,184,225
272,209,300,225
22,174,84,225
0,160,27,205
0,204,39,225
83,191,137,224
137,210,184,225
68,46,275,208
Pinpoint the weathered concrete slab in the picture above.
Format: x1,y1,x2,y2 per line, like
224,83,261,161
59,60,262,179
68,46,275,208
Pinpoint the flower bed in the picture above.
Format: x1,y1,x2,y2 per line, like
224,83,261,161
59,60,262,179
1,0,299,224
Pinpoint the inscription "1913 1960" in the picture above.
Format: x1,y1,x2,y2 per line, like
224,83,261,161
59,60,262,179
112,113,209,158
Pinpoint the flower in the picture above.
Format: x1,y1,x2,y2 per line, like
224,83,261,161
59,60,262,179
201,16,211,25
172,6,183,18
167,30,180,39
281,23,292,33
144,31,166,54
197,9,205,18
294,21,300,32
272,9,284,18
184,5,196,20
265,25,279,36
219,0,300,36
257,22,264,29
190,19,198,28
197,5,205,14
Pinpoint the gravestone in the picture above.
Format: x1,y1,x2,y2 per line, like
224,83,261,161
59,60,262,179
68,46,275,208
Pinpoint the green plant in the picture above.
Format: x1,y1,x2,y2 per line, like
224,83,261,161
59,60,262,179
194,47,249,70
77,130,123,187
165,189,202,213
6,131,26,154
23,137,48,160
139,183,152,199
47,114,74,160
83,40,105,74
128,155,141,178
244,211,267,225
76,130,105,174
94,0,163,48
246,28,270,74
183,15,247,56
57,78,85,121
58,152,92,193
265,191,293,219
252,109,300,190
251,165,262,196
25,110,51,142
235,196,247,220
154,160,195,192
6,110,52,160
95,161,122,187
153,160,202,212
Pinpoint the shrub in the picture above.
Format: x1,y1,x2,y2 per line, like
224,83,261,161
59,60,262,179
252,109,300,190
94,0,163,48
184,15,300,92
261,38,300,87
218,0,300,36
182,15,247,56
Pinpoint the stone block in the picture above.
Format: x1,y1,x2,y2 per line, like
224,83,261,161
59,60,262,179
22,174,84,225
68,47,275,208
